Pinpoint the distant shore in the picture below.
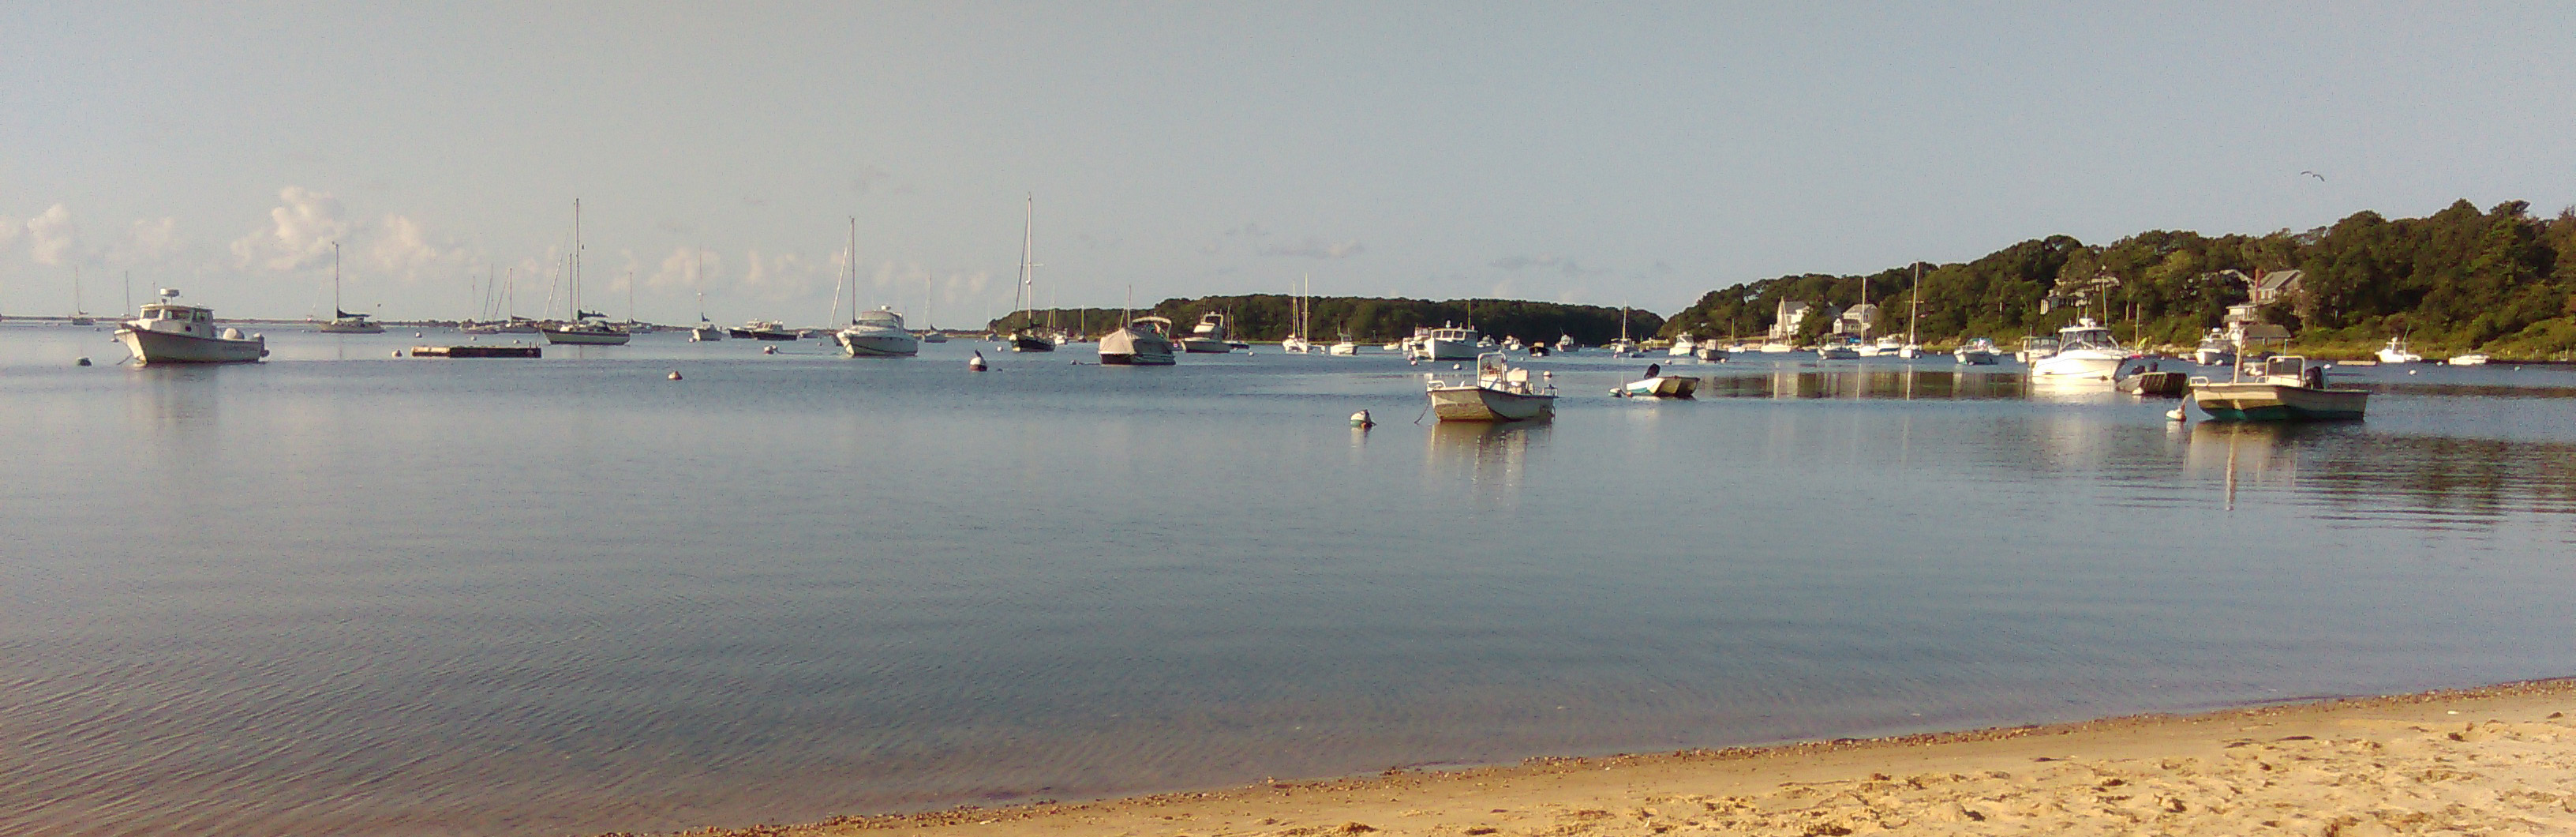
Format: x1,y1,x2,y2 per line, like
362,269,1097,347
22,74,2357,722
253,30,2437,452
676,677,2576,837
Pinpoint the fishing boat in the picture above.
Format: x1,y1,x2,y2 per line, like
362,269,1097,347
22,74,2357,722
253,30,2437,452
1618,363,1698,398
117,288,267,364
2028,318,2126,380
1413,324,1480,360
2375,337,2423,364
1428,352,1556,421
689,292,724,341
540,201,631,346
1099,316,1176,366
1954,337,2001,365
1179,312,1237,353
1667,333,1698,357
2191,354,2368,421
1556,333,1577,354
312,243,384,333
2447,353,2489,366
2017,335,2059,364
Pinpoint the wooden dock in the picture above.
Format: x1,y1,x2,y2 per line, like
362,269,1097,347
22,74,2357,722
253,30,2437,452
410,345,541,358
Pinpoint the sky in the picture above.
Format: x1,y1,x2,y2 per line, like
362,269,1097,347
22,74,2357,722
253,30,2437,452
4,2,2573,325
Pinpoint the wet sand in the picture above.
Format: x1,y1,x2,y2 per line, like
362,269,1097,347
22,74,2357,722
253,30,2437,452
659,678,2576,837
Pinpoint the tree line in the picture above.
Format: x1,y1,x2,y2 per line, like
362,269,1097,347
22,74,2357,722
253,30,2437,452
1664,200,2576,358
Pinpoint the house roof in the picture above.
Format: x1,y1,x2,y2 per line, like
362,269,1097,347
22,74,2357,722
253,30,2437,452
2256,269,2303,291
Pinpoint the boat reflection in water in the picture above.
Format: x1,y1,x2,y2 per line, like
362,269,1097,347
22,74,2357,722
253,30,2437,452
1698,369,2027,400
1424,420,1548,498
2181,419,2576,522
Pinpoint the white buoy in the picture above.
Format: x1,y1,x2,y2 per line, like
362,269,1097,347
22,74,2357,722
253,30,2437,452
1350,410,1374,428
2166,406,2186,421
969,351,987,371
1452,363,1463,370
763,346,777,355
413,332,423,338
668,370,683,381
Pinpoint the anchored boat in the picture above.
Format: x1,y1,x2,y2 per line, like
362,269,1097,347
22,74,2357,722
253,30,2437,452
117,288,267,364
2191,355,2368,421
1427,352,1556,422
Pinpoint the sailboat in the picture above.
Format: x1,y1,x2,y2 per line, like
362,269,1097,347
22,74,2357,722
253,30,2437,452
67,266,94,325
1606,307,1638,355
690,291,724,341
1896,263,1924,358
541,199,631,345
918,275,948,343
313,242,385,332
1282,276,1312,353
1005,194,1054,352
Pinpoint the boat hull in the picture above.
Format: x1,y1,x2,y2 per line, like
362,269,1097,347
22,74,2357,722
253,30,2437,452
1178,337,1233,354
541,327,631,345
2031,350,2124,380
2192,381,2368,422
838,333,919,357
1428,385,1556,422
118,326,266,364
1421,338,1478,360
1009,334,1055,352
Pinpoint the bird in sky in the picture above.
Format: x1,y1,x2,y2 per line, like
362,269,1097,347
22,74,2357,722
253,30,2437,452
2301,171,2326,182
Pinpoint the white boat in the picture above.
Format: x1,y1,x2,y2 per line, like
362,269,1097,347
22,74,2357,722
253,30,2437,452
2447,353,2490,366
1502,336,1525,353
1411,324,1480,360
1328,333,1357,355
1619,363,1698,398
1691,343,1726,361
1667,333,1697,357
1954,337,2001,365
1100,315,1176,366
2193,329,2234,366
2028,319,2125,380
2192,354,2367,421
1282,275,1314,353
540,200,631,346
117,288,266,364
1816,341,1859,360
690,293,725,341
1426,352,1556,422
838,306,919,357
1874,336,1906,355
1556,333,1577,354
2375,337,2423,364
312,243,384,333
1605,338,1638,356
1180,312,1236,353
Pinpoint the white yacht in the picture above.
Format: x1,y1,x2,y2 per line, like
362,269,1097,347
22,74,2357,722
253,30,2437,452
1179,312,1235,353
2375,337,2423,364
2029,318,2127,380
1100,316,1177,365
1328,333,1358,355
2447,353,2490,366
2192,329,2233,366
838,306,920,357
1556,333,1577,354
1953,337,2001,365
117,288,267,364
1666,333,1698,357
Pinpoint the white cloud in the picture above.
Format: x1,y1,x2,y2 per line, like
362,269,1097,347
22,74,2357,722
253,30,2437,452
736,249,818,301
1260,237,1365,259
25,204,81,266
646,246,725,290
367,214,443,280
0,215,20,253
121,217,180,262
231,186,348,272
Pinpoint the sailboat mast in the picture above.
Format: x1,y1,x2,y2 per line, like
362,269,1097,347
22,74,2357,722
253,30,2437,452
1908,263,1920,345
1019,193,1036,332
571,198,582,320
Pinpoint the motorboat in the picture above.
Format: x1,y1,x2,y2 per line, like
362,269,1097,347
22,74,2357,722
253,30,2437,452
1099,316,1176,365
2447,353,2490,366
1691,343,1726,362
2193,329,2235,366
2192,354,2367,421
837,306,920,357
1426,352,1555,422
1556,334,1577,354
1953,337,2001,365
1874,336,1906,355
1410,324,1480,360
117,288,267,364
2375,337,2423,364
1328,333,1358,355
738,320,799,341
2028,319,2127,381
1667,334,1698,357
1618,363,1698,398
2117,358,2190,396
1502,336,1525,353
1815,340,1860,360
1605,337,1639,356
2017,335,2060,364
691,320,725,342
1179,312,1236,353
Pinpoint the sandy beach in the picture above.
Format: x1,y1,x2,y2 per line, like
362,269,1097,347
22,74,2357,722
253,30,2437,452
664,678,2576,837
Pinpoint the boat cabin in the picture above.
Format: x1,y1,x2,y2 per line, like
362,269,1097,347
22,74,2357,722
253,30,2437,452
2057,318,2121,351
130,302,225,338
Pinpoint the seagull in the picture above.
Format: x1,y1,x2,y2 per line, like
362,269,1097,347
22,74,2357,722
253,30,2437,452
2301,171,2326,182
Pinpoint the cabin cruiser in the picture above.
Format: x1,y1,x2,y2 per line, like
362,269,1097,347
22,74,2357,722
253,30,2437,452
1100,316,1177,365
2028,319,2128,380
1953,337,2001,365
837,306,921,357
1667,334,1698,357
1410,324,1481,360
1426,352,1555,421
1328,333,1358,355
1178,312,1235,353
116,289,267,364
2193,329,2234,366
730,320,797,340
2375,337,2422,364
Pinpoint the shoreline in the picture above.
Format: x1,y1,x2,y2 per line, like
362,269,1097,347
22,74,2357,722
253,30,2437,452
667,677,2576,836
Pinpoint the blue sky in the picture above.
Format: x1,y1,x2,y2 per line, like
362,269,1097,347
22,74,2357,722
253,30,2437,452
4,2,2572,324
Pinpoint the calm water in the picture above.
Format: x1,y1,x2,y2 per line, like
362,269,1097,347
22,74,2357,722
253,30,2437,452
5,325,2574,836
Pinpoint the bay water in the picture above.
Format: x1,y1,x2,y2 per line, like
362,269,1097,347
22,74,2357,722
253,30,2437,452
5,325,2573,835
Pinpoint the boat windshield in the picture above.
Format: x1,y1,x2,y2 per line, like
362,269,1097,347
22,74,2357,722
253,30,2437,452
2061,328,2118,349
